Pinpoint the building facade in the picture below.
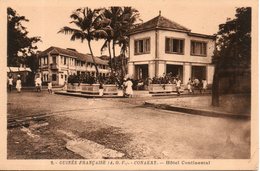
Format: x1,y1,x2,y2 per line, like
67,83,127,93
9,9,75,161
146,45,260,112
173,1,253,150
128,14,215,84
38,46,110,85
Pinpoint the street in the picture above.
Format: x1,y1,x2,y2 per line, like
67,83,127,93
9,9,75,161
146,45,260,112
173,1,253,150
7,91,250,159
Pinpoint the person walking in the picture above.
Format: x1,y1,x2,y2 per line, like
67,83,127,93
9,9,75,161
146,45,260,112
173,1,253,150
176,77,181,96
16,76,22,93
8,75,13,92
125,78,133,98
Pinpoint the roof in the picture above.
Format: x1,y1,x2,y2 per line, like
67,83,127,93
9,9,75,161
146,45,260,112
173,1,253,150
129,15,191,35
7,67,32,72
39,46,108,65
188,32,216,39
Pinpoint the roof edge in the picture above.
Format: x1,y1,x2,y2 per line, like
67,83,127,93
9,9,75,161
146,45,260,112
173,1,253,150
188,32,216,39
129,27,191,35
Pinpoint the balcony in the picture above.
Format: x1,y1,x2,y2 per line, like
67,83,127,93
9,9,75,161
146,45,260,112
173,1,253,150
50,63,58,70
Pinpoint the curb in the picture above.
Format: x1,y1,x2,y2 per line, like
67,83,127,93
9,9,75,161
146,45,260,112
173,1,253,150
144,102,250,119
55,91,124,98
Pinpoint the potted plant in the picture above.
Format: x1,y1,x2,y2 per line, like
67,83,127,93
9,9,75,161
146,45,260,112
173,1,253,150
103,76,119,95
67,74,81,92
148,76,174,93
80,74,99,94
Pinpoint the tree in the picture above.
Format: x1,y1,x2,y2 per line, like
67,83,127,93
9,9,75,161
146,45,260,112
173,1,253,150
212,7,251,106
7,7,41,68
100,7,140,79
59,7,108,82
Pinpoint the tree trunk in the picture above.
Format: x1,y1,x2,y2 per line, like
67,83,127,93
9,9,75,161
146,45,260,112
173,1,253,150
212,66,220,106
107,41,114,75
87,40,100,83
121,52,126,77
112,40,117,74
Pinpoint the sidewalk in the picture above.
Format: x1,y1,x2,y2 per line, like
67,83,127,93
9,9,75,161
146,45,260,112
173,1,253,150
144,94,251,119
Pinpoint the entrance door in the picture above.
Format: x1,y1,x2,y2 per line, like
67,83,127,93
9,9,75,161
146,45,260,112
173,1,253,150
191,66,206,81
166,64,183,80
135,64,148,80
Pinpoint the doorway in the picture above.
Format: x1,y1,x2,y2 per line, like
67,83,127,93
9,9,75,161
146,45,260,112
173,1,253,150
135,64,148,80
191,66,206,81
166,64,183,80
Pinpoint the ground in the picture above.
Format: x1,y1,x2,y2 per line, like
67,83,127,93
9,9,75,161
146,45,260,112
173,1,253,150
7,91,250,159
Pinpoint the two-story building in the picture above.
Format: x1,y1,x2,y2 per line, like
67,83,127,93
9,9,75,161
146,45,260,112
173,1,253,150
38,46,110,85
128,13,215,84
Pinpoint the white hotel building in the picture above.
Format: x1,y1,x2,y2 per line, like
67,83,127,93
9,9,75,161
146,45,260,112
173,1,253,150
38,46,110,85
128,14,215,84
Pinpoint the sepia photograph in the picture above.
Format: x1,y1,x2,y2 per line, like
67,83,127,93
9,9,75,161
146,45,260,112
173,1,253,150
0,0,258,170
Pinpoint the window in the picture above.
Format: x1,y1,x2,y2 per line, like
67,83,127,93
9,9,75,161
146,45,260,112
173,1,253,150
190,41,207,56
64,57,66,65
165,38,184,54
52,56,56,64
52,74,57,81
134,38,150,54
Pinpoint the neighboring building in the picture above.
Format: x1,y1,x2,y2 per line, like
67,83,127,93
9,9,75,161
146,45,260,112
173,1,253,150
7,66,32,85
128,13,215,84
38,46,110,85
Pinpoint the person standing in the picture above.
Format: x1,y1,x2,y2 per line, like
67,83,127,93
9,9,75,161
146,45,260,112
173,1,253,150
16,76,22,93
187,78,193,94
8,75,13,92
125,78,133,98
35,76,42,92
202,78,208,93
48,81,53,94
176,78,181,96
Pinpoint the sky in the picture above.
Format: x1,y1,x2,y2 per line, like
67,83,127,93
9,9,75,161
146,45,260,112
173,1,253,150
3,0,256,56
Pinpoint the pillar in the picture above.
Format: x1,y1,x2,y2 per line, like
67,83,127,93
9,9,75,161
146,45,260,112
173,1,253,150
158,61,166,77
148,61,155,78
183,62,191,84
207,64,215,84
128,62,135,79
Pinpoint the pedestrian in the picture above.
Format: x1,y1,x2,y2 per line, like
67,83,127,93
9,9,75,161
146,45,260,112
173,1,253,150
202,78,208,93
16,76,22,93
48,81,52,94
125,78,133,98
8,75,13,92
176,77,181,96
193,78,200,93
187,78,193,94
35,76,42,92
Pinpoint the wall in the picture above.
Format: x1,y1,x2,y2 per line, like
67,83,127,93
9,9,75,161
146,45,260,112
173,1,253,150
158,30,214,64
129,30,156,62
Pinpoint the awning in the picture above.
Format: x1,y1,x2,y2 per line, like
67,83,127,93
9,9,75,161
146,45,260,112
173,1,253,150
7,67,32,72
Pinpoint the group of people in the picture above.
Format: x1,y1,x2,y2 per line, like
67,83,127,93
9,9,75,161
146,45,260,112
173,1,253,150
8,75,22,93
34,76,53,94
7,75,53,94
187,78,208,94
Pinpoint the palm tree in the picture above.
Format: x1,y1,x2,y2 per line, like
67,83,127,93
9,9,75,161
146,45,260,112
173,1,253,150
116,7,140,78
101,7,140,79
59,7,108,82
100,7,122,75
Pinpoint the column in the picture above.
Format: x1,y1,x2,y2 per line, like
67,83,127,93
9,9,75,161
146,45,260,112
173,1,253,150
148,61,155,78
207,64,215,84
183,62,191,84
128,62,135,79
158,61,166,77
